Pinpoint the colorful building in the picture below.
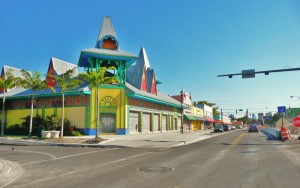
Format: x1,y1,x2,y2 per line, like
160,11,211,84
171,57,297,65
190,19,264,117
0,16,184,135
172,93,210,131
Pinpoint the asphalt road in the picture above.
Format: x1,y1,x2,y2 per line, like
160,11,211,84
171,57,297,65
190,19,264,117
1,130,300,188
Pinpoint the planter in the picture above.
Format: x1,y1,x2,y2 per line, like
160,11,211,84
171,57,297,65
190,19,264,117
50,131,60,139
37,126,45,138
42,131,51,138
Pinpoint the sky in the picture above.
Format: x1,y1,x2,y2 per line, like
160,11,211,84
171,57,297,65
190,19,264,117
1,0,300,118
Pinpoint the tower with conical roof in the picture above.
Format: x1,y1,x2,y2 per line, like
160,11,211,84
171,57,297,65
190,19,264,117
78,16,138,85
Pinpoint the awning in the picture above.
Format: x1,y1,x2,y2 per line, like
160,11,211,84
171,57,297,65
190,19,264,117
183,114,197,120
194,116,207,121
215,120,224,124
205,117,215,123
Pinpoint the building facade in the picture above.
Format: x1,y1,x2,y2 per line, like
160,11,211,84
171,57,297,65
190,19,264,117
0,16,184,135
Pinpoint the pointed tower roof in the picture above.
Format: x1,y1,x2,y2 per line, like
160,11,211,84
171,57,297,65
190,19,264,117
95,16,119,50
96,16,117,47
78,16,137,68
126,47,158,93
138,47,151,69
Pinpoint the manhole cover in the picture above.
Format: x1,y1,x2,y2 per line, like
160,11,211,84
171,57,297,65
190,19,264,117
241,151,257,153
138,166,174,173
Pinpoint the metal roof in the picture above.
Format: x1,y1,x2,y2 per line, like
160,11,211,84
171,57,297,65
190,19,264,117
78,48,137,67
2,65,31,79
138,47,151,69
146,68,155,93
1,82,90,99
96,16,117,48
126,47,151,90
51,57,78,76
126,82,183,108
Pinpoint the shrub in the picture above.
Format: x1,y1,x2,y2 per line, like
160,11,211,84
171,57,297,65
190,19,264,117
5,114,46,136
71,130,83,136
45,115,59,131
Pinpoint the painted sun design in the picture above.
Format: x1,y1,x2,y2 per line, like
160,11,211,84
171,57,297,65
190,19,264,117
100,96,117,106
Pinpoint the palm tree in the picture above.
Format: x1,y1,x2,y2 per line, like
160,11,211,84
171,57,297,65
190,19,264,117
16,70,51,137
79,67,118,138
51,68,82,138
0,69,16,136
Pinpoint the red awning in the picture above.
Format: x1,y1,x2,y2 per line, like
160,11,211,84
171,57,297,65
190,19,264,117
205,117,215,123
214,120,224,124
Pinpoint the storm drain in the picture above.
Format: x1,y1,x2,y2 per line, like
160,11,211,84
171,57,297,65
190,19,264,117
138,166,174,173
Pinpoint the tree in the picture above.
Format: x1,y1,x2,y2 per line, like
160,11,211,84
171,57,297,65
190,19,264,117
79,67,118,138
0,70,16,136
229,114,236,120
197,100,216,107
16,70,51,137
51,68,82,138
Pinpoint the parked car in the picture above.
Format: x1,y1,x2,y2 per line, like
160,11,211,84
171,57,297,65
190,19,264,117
214,124,224,133
231,125,236,130
248,123,259,133
222,124,231,131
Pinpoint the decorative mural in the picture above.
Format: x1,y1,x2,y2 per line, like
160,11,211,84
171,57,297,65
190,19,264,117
129,98,175,112
8,95,90,110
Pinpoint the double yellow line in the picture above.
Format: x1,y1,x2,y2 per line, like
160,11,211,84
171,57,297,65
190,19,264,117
230,133,245,148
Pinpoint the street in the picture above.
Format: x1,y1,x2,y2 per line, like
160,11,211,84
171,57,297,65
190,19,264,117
1,130,300,188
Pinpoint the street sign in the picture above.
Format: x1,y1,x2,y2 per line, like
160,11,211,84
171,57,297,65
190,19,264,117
242,69,255,79
293,116,300,128
277,106,286,113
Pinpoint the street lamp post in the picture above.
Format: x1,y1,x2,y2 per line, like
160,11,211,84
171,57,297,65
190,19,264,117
180,89,184,134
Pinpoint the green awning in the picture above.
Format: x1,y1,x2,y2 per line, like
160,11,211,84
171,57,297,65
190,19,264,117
184,115,207,121
184,114,197,120
194,116,207,121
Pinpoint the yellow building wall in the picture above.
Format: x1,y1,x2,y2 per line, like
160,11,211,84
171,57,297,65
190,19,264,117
6,106,85,129
6,109,30,126
45,108,56,117
191,121,202,131
90,87,125,130
66,107,85,128
43,107,85,128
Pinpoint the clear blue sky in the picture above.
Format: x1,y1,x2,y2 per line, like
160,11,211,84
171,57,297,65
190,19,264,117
1,0,300,117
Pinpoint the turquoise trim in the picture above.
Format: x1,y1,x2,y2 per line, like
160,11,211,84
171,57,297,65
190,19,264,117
98,35,119,50
6,91,91,100
100,85,125,89
78,51,137,68
128,94,187,109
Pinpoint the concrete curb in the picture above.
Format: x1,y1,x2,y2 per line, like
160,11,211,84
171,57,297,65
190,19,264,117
0,160,23,188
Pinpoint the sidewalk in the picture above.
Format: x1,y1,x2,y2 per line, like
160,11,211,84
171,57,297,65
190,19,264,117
0,130,216,148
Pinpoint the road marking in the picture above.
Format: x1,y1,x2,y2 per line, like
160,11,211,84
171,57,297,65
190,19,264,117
0,149,57,159
230,133,245,148
21,148,119,166
0,167,23,188
19,151,151,186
